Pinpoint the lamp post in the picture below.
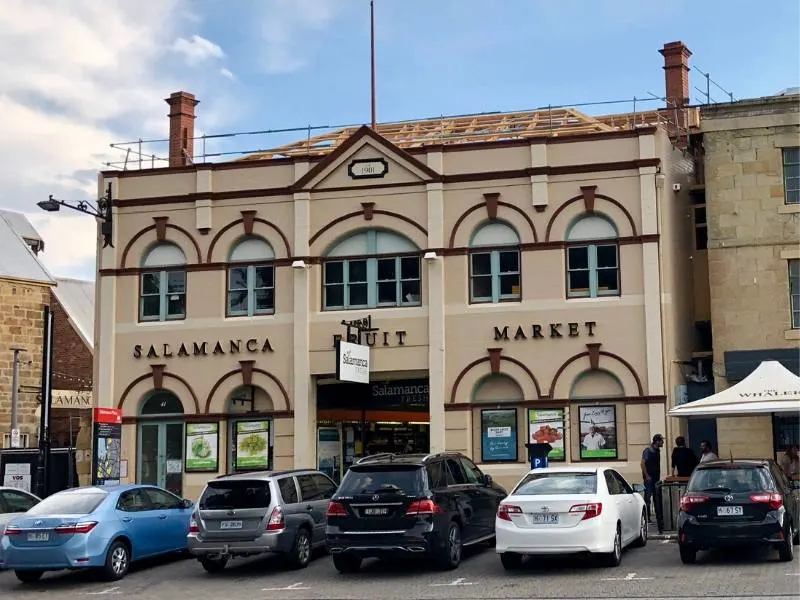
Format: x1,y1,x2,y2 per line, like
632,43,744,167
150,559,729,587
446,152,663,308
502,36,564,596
37,182,114,248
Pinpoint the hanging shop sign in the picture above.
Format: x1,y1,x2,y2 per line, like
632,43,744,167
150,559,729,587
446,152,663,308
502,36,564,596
133,338,274,359
528,409,566,461
92,407,122,486
234,421,271,470
493,321,597,342
336,340,370,384
185,423,220,473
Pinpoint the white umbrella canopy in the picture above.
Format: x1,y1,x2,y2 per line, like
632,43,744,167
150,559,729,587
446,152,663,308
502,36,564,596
669,360,800,418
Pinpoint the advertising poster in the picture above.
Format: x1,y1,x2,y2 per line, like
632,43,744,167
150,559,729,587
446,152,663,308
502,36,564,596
235,421,270,470
185,423,219,472
481,409,518,462
92,407,122,486
317,427,341,481
579,405,618,459
2,463,32,492
528,409,566,461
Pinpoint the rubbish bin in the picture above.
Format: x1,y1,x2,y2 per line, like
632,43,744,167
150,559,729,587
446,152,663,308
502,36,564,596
656,477,689,533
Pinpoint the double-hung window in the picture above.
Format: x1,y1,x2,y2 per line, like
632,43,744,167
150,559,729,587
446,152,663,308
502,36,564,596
783,147,799,205
790,259,799,329
139,243,187,321
469,222,521,303
323,230,421,310
227,237,275,317
566,215,619,298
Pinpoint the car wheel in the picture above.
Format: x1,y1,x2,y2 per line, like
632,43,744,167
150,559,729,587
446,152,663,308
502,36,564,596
101,540,130,581
14,570,44,584
778,523,795,562
435,521,463,570
679,542,696,564
199,556,229,573
332,553,362,573
499,552,523,570
286,528,312,569
793,522,800,546
599,524,622,567
631,510,648,548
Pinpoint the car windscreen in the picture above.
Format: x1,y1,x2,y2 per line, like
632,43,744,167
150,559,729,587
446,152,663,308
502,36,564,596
26,491,107,515
687,466,774,493
512,472,598,496
199,480,271,510
337,466,424,496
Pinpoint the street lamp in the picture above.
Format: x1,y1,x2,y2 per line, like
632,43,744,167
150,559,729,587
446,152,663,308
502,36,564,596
38,182,114,248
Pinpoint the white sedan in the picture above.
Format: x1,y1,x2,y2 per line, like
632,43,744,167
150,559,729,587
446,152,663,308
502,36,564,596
495,466,647,569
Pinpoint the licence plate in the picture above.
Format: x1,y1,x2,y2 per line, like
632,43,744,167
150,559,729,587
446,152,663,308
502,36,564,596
530,513,559,524
27,532,49,542
364,508,388,516
220,520,243,530
717,505,743,516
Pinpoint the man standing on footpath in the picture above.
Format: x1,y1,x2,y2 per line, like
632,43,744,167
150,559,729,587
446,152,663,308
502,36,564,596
641,434,664,524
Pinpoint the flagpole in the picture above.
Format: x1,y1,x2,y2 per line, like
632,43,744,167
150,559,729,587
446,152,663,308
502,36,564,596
370,0,377,129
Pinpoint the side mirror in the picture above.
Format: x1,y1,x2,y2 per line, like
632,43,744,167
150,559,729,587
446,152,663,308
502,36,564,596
632,483,645,494
181,498,193,509
482,474,493,486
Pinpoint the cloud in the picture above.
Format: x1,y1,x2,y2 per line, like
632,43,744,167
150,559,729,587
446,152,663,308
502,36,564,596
171,34,225,66
0,0,234,281
258,0,342,74
219,67,236,80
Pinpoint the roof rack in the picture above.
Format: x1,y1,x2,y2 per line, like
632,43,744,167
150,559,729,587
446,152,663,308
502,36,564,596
355,453,396,464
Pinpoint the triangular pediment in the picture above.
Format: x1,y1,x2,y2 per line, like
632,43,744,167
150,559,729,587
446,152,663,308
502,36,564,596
292,125,441,191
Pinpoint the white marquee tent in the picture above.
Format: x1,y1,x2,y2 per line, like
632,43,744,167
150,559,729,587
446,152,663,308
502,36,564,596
668,360,800,418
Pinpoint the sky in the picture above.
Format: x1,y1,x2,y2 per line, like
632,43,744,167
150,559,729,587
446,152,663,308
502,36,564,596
1,0,798,282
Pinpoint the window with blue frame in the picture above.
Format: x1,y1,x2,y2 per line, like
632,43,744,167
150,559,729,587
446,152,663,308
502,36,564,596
566,215,619,298
469,221,521,304
323,230,421,310
139,243,187,322
227,236,275,317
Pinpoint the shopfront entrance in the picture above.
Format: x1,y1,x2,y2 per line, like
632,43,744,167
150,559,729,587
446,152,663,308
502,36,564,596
138,391,184,496
316,378,430,483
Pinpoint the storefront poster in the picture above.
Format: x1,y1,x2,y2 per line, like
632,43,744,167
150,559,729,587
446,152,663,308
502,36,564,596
528,409,566,461
185,423,219,472
235,421,270,470
317,427,341,481
481,409,518,462
579,405,618,459
92,407,122,486
2,463,32,492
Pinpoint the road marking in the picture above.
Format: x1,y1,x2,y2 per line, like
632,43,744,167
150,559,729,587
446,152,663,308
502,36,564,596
261,582,311,591
430,577,475,586
661,539,672,544
80,587,122,596
787,572,800,576
600,572,654,581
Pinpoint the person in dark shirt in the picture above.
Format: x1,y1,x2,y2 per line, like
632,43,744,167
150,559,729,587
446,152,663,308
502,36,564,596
671,436,699,477
641,433,664,523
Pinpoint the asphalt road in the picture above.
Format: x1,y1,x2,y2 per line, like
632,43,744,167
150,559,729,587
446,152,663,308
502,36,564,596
1,541,798,600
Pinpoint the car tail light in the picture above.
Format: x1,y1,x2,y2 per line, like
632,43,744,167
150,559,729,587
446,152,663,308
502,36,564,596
3,526,21,536
405,499,441,516
497,504,523,522
266,506,285,531
679,494,709,512
55,522,98,535
189,513,199,534
569,503,603,520
750,492,783,510
327,501,347,517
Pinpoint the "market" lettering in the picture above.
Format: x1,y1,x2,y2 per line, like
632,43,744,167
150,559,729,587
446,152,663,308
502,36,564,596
493,321,597,341
133,338,274,359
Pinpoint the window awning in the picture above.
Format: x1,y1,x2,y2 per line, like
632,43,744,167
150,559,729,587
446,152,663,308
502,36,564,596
668,360,800,418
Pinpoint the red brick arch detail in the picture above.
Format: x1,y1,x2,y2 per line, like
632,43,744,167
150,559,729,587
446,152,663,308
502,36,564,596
204,367,290,413
117,371,201,413
549,350,644,398
206,217,292,262
120,223,203,268
544,194,637,242
448,201,538,248
308,210,427,247
449,355,543,404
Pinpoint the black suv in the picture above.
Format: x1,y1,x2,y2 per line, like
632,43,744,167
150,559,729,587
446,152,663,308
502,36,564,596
325,452,507,572
678,459,800,564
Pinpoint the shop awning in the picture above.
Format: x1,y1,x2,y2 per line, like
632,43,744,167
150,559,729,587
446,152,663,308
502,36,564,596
669,360,800,418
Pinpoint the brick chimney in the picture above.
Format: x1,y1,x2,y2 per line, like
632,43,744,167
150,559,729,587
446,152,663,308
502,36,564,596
165,91,199,168
659,41,692,107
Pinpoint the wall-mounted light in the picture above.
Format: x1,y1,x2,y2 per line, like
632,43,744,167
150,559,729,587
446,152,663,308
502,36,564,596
423,251,438,261
291,259,308,269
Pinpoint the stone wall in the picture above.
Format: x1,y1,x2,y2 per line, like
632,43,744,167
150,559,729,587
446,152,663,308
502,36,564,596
0,279,49,446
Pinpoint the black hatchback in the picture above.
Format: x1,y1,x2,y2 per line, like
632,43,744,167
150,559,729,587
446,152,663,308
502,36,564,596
325,452,507,573
677,459,800,563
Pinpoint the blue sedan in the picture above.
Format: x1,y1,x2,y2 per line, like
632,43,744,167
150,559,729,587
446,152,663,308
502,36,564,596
0,484,194,583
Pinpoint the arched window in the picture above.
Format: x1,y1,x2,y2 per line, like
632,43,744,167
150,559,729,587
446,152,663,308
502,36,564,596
140,243,187,322
469,221,520,303
227,236,275,317
323,230,420,310
566,214,619,298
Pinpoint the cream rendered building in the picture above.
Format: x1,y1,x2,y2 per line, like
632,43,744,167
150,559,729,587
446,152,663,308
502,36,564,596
95,45,702,500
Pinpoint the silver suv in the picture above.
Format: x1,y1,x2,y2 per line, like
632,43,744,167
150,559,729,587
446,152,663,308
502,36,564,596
187,469,337,572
